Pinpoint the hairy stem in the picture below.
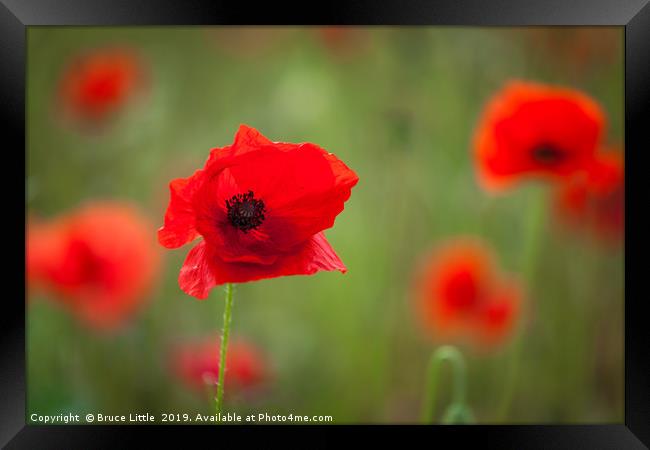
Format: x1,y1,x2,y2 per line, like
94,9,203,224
215,283,234,417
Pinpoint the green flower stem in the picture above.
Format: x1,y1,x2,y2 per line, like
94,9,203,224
497,189,546,420
422,345,471,423
215,283,234,417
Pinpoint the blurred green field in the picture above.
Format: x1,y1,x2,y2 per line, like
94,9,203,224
26,26,623,423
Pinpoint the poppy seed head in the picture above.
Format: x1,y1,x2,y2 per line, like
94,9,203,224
225,190,266,233
531,144,566,165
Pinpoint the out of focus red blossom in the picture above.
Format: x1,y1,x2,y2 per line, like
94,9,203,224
519,28,621,77
554,150,624,244
169,337,267,395
204,28,290,57
57,47,147,125
317,27,369,59
27,202,160,330
414,238,523,351
473,80,605,192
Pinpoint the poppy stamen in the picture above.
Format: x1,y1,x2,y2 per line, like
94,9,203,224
226,190,266,232
532,144,566,165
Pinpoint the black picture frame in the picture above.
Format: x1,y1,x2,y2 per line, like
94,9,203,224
2,0,648,447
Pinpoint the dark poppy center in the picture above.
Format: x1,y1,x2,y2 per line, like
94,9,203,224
531,144,566,165
225,190,266,232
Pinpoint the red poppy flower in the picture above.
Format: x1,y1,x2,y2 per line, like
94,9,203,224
474,81,606,191
414,238,522,350
554,150,624,243
317,27,368,58
26,218,68,290
519,28,621,77
158,125,358,299
204,28,289,58
27,202,160,330
170,337,267,394
57,47,146,124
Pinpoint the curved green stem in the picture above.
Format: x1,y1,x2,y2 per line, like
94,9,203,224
422,345,470,423
215,283,234,417
441,403,476,424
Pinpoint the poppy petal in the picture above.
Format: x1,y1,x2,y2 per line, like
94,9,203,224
179,233,345,298
158,170,204,249
553,150,624,243
225,144,359,249
475,281,522,347
191,165,280,265
204,124,283,168
27,220,67,287
210,231,346,283
178,239,217,300
193,143,357,260
233,123,274,149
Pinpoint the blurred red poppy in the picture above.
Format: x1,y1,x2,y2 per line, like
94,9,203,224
474,81,605,191
170,337,267,394
57,47,146,124
554,150,624,243
27,202,160,330
158,124,358,299
317,27,368,59
414,238,522,350
319,27,351,47
204,28,290,58
518,28,621,78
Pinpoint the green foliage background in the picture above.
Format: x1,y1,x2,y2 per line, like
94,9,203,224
27,27,623,423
